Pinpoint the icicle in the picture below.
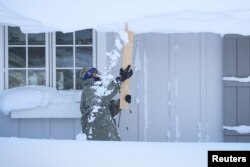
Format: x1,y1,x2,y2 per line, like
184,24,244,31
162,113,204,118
205,123,210,142
143,51,148,142
175,115,180,142
197,122,202,142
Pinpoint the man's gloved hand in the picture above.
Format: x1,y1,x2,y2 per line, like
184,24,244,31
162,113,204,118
120,65,133,82
125,94,131,103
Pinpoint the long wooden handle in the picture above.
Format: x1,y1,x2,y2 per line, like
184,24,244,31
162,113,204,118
120,24,134,110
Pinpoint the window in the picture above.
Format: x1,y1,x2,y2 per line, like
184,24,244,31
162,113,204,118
7,27,47,88
6,27,95,90
55,29,94,90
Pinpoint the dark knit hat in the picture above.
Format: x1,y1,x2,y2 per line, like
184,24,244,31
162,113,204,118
82,67,98,81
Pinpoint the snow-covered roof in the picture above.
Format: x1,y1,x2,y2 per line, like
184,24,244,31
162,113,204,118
1,0,250,34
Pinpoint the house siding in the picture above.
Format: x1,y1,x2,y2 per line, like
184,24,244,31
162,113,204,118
0,111,81,140
223,35,250,142
0,32,224,142
137,33,223,142
0,26,4,90
109,32,223,142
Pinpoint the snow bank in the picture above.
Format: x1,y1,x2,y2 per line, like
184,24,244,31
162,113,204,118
0,86,81,115
223,125,250,134
0,137,249,167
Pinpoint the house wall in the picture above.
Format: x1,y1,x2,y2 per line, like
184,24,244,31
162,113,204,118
107,32,223,142
134,33,223,142
0,26,4,90
223,35,250,142
0,31,224,142
0,32,106,140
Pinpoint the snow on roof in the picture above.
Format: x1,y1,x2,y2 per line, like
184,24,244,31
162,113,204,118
0,85,81,115
1,0,250,34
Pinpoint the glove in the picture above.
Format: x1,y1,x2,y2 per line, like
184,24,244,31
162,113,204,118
125,94,131,103
120,65,133,82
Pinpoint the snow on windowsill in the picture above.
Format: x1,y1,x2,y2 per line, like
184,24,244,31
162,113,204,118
0,86,82,119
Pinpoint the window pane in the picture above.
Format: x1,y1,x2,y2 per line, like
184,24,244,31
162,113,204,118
8,70,26,88
28,33,45,45
56,70,73,90
8,27,26,45
75,69,82,90
56,47,73,67
75,29,92,45
56,32,73,45
75,47,93,67
28,47,46,67
28,70,46,85
9,47,26,68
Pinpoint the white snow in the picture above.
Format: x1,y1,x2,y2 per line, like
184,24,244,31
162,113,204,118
0,137,249,167
115,38,123,51
143,51,148,141
118,31,129,43
223,76,250,82
1,0,250,35
223,125,250,134
0,86,82,115
75,133,87,141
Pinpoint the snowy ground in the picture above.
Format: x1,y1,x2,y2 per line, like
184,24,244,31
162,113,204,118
0,137,249,167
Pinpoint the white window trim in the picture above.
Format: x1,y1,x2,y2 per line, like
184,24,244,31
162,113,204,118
6,30,105,119
0,26,4,91
52,30,97,90
4,28,49,88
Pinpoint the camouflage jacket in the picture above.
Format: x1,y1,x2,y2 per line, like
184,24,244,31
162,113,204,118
80,78,121,140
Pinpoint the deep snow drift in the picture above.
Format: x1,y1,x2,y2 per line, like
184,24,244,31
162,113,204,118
0,137,249,167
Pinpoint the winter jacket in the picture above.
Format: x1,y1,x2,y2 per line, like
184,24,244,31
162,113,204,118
80,78,121,141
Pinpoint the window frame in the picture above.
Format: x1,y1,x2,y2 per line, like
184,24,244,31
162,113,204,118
52,30,97,90
4,27,97,90
5,27,49,88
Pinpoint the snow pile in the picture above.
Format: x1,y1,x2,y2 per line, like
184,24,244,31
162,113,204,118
58,90,82,103
75,133,87,141
2,0,250,34
0,3,56,33
223,125,250,134
0,86,82,115
223,76,250,82
0,137,250,167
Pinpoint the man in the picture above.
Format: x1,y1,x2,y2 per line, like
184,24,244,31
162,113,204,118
80,66,132,141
